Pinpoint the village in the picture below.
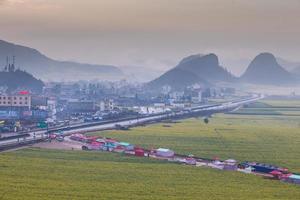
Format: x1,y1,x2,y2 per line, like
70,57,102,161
39,131,300,186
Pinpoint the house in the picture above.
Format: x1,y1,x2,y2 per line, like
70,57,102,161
67,100,96,113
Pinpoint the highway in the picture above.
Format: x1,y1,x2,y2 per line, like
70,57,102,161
0,95,263,151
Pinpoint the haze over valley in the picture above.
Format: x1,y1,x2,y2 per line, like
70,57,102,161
1,1,300,200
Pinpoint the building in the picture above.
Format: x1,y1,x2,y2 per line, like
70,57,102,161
67,100,96,113
98,99,115,111
137,106,170,115
0,94,31,110
0,93,32,120
170,102,186,108
47,98,57,121
170,91,184,100
31,96,48,110
0,92,49,121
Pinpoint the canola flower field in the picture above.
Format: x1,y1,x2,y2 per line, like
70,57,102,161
0,100,300,200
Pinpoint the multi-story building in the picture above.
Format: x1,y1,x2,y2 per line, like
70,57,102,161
98,99,115,111
0,94,31,109
0,94,32,120
67,100,96,113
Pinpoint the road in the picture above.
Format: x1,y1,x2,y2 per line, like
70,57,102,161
0,95,263,150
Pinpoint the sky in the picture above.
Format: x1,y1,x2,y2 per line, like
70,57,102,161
0,0,300,75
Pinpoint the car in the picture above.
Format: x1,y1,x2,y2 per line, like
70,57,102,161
82,141,104,151
92,116,103,121
56,136,64,142
84,117,93,122
70,133,86,142
49,134,57,139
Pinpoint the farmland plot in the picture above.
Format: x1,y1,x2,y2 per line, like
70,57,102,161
1,99,300,199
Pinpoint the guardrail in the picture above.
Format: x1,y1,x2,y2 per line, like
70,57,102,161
0,137,46,151
0,133,30,141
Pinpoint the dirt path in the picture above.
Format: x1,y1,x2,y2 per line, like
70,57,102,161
33,138,83,150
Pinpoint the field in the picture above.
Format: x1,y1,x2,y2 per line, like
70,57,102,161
0,100,300,199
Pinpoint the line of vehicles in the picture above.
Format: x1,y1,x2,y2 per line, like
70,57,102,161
66,132,300,186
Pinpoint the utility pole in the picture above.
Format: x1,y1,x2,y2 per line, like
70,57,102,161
12,56,15,71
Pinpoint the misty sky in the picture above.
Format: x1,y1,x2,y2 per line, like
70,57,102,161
0,0,300,75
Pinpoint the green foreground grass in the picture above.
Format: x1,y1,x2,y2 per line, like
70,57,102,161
1,100,300,199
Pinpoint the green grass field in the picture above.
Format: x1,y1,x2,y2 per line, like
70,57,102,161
230,100,300,116
0,99,300,199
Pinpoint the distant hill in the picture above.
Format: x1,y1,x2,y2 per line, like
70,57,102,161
276,57,300,72
177,54,235,82
0,69,44,93
292,66,300,75
148,68,209,90
241,53,295,85
0,40,123,81
148,54,235,90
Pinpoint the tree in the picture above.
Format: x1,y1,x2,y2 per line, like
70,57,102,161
204,118,209,124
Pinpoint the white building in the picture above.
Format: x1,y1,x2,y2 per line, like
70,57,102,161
47,98,57,120
99,99,115,111
138,106,170,115
191,91,202,103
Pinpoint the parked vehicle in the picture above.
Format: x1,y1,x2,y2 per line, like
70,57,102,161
70,133,86,142
49,134,57,140
115,124,129,130
155,148,175,158
239,162,289,174
85,136,99,143
56,135,64,142
82,141,104,151
134,148,145,157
